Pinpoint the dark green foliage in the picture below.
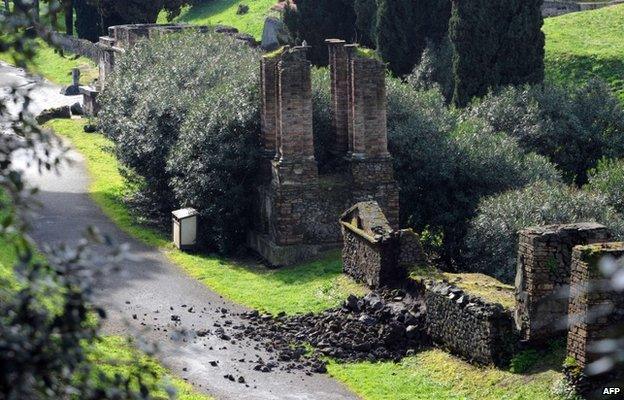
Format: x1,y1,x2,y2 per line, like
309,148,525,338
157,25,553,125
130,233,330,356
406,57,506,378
385,80,560,263
375,0,451,76
99,32,261,252
283,0,357,66
509,349,540,373
450,0,544,107
75,0,101,42
375,0,421,76
311,68,334,172
587,158,624,214
464,80,624,185
465,181,624,282
353,0,377,47
408,37,453,102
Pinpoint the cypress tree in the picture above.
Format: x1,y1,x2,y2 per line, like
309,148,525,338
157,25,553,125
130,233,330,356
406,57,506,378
75,0,102,42
353,0,377,48
375,0,422,76
283,0,357,66
450,0,544,107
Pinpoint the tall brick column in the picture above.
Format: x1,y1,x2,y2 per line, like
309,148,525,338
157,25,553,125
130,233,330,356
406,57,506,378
515,223,610,343
260,55,279,155
345,45,399,227
272,46,318,185
325,39,349,156
269,46,318,246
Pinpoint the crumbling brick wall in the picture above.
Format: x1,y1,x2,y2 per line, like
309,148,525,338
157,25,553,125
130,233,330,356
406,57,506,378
425,281,516,365
567,243,624,368
515,223,610,343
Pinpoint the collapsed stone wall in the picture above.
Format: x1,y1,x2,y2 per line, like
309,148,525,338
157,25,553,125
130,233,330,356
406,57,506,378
515,223,610,343
424,281,516,365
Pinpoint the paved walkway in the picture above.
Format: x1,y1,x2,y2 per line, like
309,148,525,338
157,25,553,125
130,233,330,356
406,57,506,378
3,62,358,400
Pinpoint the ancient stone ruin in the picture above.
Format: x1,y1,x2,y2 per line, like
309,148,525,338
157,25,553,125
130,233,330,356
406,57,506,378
340,208,623,388
565,242,624,391
339,201,423,288
248,42,399,266
515,223,610,343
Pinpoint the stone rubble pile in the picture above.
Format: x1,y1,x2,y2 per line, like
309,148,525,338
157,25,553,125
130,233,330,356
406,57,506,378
229,286,427,374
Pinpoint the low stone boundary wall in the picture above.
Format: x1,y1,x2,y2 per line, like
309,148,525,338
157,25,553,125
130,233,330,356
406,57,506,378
424,281,516,365
542,0,624,17
51,31,100,63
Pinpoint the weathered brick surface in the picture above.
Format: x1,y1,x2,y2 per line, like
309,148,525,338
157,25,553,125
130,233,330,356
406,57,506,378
515,223,610,343
567,243,624,369
251,42,400,266
326,39,349,156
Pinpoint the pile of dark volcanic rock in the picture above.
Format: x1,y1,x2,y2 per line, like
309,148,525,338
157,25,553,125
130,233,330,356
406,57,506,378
230,287,428,374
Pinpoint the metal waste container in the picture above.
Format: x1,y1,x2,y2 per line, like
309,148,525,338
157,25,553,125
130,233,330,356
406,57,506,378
172,208,198,250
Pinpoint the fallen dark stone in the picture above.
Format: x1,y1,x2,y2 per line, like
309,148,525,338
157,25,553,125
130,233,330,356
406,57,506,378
36,105,71,124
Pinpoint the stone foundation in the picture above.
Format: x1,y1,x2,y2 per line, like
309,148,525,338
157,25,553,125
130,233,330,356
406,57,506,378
515,223,610,343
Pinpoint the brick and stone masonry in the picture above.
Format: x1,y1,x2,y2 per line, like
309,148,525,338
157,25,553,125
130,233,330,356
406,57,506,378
515,223,611,343
249,42,400,266
340,201,423,288
567,242,624,369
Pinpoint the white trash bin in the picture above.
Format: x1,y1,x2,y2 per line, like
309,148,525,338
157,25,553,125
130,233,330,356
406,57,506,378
172,208,198,251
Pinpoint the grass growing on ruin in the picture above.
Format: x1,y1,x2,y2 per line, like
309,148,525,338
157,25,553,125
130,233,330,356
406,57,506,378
0,39,98,85
543,4,624,102
410,265,516,309
89,336,211,400
329,347,567,400
46,118,366,315
158,0,277,39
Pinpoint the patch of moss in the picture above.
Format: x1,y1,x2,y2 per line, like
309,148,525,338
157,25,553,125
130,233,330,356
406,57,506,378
410,265,515,309
355,47,382,61
264,45,285,59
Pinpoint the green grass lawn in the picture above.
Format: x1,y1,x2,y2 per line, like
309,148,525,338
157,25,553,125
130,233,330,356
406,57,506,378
329,347,566,400
89,336,210,400
159,0,278,39
543,4,624,102
46,118,365,315
0,39,98,85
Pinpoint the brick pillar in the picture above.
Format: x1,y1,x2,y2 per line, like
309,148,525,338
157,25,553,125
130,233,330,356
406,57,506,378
260,55,279,155
325,39,349,156
97,36,117,89
514,223,610,343
344,45,399,227
272,46,318,185
269,46,318,246
567,242,624,372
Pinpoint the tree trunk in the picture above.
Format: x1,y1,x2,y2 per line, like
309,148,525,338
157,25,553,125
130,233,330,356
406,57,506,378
64,0,74,35
34,0,40,21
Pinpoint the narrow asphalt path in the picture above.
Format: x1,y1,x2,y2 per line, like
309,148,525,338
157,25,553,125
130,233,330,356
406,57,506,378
2,62,359,400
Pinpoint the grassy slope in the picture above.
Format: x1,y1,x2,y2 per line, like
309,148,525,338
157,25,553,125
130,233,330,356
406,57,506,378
0,39,98,85
543,4,624,102
90,336,210,400
46,119,365,315
329,348,564,400
159,0,278,39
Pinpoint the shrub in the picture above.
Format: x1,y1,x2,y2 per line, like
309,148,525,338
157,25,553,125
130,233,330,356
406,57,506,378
465,181,624,283
99,31,261,252
586,158,624,214
386,80,560,262
449,0,544,106
464,81,624,184
407,37,453,102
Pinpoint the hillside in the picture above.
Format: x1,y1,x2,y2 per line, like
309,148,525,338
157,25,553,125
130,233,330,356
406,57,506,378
543,4,624,102
159,0,277,39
